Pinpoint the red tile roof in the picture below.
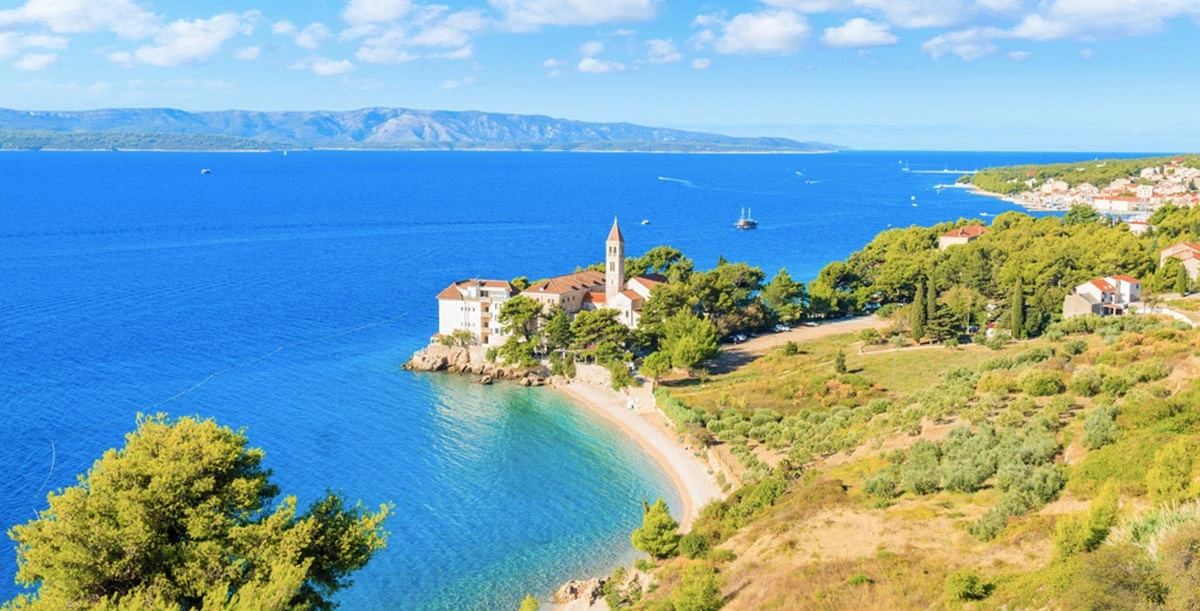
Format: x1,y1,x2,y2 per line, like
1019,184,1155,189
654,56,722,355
437,279,517,300
622,289,642,301
1090,279,1116,292
941,225,988,239
583,291,606,304
528,270,605,295
1109,274,1141,284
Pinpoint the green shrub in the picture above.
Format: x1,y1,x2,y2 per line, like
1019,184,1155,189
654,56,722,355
902,440,941,496
847,573,873,586
977,371,1019,395
864,470,899,499
944,569,989,601
671,563,723,611
1068,367,1103,397
1083,404,1119,450
1148,439,1196,505
1020,369,1065,396
678,532,711,559
1063,339,1088,355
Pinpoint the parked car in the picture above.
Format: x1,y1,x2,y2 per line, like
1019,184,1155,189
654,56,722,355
731,333,748,344
773,324,792,332
803,321,818,327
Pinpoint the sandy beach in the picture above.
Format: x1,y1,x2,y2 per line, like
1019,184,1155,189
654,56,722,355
554,372,724,532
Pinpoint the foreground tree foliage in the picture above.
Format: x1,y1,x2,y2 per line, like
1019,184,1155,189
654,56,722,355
630,499,680,560
4,415,391,611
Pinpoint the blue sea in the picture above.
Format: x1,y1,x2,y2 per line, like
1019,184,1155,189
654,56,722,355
0,150,1122,609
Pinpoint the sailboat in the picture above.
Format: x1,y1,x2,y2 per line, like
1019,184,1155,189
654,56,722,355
735,208,758,230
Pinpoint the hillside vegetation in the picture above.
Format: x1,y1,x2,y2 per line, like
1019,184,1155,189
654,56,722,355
599,206,1200,611
970,155,1200,195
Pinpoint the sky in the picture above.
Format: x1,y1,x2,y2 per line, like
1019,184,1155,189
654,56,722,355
1,0,1199,150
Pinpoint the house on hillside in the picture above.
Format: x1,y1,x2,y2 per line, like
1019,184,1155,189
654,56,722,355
436,279,520,346
938,225,988,250
1161,242,1200,281
1128,220,1151,236
1063,275,1142,319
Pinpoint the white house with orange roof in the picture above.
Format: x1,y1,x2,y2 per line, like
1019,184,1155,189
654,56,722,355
436,279,520,346
1063,275,1142,319
1161,242,1200,281
938,225,988,250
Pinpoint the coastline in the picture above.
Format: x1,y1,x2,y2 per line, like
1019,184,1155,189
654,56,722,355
552,373,724,532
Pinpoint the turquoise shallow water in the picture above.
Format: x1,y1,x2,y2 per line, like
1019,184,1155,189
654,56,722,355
0,150,1109,608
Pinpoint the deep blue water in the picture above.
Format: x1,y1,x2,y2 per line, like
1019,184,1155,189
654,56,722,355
0,150,1118,609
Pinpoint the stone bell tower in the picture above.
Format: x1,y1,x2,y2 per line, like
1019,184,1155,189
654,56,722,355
605,217,625,302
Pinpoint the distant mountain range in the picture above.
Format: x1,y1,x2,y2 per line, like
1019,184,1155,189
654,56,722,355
0,107,841,153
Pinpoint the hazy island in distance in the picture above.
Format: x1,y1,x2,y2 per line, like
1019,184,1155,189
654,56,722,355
0,107,842,153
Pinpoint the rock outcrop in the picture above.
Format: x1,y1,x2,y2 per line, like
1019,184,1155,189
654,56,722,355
553,578,605,607
403,344,549,385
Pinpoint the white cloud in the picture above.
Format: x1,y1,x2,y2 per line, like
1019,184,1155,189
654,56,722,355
489,0,658,31
121,11,256,67
355,45,418,63
351,8,486,64
920,27,1001,60
0,0,159,38
0,32,68,60
579,40,604,57
542,57,565,67
20,33,69,49
271,19,297,35
821,18,897,48
577,56,625,73
607,28,637,36
290,56,356,76
272,20,331,49
1006,49,1031,60
853,0,975,29
433,45,473,59
1010,0,1200,41
1079,47,1094,59
343,0,413,25
438,75,476,89
106,50,131,65
13,51,56,70
295,23,331,49
691,57,711,69
234,45,260,60
696,10,810,55
646,38,681,63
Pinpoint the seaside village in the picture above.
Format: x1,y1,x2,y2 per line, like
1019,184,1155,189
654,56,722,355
437,216,1200,356
1006,156,1200,215
938,222,1200,326
434,218,662,348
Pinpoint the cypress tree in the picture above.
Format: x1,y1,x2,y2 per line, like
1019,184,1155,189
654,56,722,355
1177,264,1190,296
912,279,928,341
1010,280,1026,339
925,276,938,323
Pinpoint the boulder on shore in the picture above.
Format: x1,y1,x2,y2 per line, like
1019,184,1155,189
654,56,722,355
553,578,605,606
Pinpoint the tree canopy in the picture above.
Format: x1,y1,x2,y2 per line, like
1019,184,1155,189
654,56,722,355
4,414,390,611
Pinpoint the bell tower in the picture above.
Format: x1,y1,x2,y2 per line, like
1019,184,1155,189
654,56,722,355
605,217,625,302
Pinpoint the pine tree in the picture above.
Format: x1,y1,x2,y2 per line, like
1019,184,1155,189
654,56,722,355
1010,280,1026,339
631,498,680,559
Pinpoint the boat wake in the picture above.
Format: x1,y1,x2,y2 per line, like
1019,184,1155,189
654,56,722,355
657,176,695,187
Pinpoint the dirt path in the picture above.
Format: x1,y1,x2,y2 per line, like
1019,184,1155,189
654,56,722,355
711,316,890,372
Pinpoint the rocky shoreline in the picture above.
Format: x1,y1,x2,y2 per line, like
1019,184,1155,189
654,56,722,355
402,343,550,386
